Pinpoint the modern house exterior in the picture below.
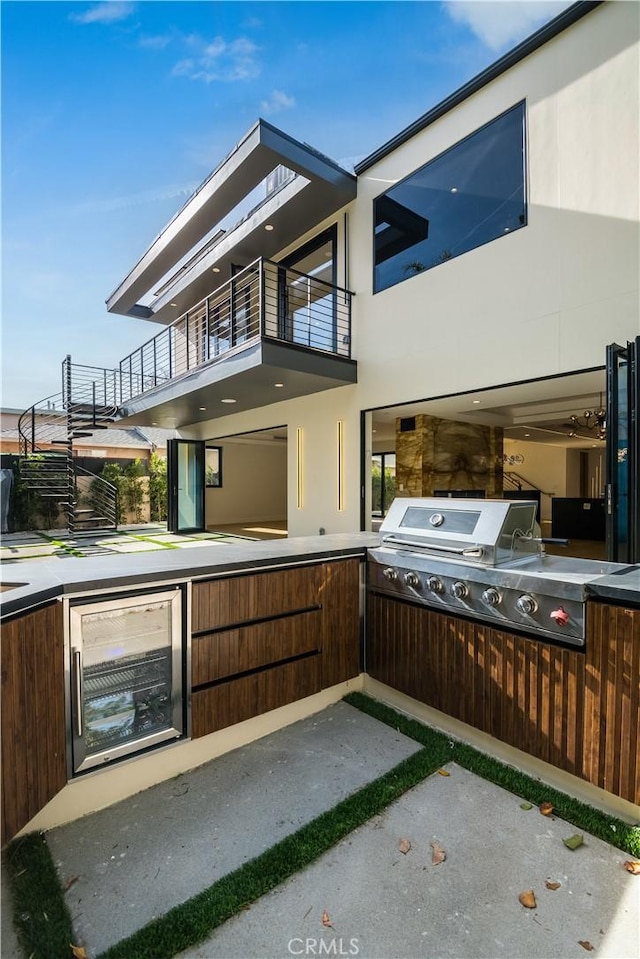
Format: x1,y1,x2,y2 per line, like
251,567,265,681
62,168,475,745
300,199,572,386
20,1,640,557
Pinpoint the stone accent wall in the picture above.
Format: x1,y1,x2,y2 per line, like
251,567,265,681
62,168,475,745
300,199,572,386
395,414,503,497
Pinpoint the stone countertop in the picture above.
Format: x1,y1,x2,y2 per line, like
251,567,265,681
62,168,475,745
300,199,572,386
586,566,640,606
0,533,379,620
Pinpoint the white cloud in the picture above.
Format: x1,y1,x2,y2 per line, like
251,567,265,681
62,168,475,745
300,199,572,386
139,34,172,50
444,0,573,51
172,34,260,83
70,2,135,25
260,90,295,115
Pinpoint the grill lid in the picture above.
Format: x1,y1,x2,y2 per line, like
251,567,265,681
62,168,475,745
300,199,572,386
379,497,541,567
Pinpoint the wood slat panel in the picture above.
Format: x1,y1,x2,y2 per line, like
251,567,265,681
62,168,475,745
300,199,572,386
192,610,323,686
367,594,640,804
191,655,322,738
2,603,66,845
192,565,322,632
321,559,361,688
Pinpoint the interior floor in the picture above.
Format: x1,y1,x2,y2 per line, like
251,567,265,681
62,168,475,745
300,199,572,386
207,520,288,540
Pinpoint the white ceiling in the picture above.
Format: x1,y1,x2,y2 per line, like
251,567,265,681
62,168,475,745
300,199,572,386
370,369,607,450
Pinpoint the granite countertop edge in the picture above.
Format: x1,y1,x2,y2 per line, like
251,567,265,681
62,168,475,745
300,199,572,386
0,533,378,620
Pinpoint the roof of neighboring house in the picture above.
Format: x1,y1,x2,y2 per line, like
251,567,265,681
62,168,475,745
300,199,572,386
354,1,603,175
0,424,178,451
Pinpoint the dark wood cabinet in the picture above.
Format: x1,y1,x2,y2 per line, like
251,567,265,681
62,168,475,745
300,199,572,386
367,593,639,805
1,602,66,846
191,559,361,738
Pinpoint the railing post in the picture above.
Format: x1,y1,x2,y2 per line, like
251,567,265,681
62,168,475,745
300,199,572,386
259,260,265,336
92,381,96,427
168,328,173,379
31,406,35,454
206,298,210,361
65,354,72,410
186,313,190,371
103,368,107,407
153,338,157,386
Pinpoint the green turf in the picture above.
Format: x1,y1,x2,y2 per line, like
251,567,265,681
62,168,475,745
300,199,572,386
4,832,76,959
344,691,640,858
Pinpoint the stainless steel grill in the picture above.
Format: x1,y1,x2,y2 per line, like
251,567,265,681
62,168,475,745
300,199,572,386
368,498,629,646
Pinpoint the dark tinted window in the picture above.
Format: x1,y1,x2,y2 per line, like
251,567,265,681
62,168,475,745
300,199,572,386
373,102,526,293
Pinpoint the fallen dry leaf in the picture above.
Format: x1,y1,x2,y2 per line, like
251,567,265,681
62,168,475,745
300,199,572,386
578,941,594,952
437,769,450,777
431,840,446,865
71,946,87,959
321,910,333,929
539,802,554,816
545,880,562,891
399,838,412,855
64,876,79,891
563,834,584,851
624,861,640,875
518,890,537,909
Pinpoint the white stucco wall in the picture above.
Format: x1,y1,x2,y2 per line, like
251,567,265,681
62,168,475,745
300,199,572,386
204,437,288,527
350,0,639,409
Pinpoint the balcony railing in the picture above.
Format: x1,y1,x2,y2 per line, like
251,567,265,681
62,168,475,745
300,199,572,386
117,258,353,404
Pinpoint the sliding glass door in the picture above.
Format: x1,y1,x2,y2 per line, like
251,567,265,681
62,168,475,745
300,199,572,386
167,440,205,533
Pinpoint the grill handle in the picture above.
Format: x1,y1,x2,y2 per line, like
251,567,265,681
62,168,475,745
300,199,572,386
381,535,484,559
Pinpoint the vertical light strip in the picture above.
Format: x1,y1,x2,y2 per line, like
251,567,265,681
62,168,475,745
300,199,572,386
296,427,304,509
337,419,345,511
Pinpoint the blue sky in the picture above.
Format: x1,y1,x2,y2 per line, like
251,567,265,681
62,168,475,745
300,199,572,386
2,0,571,410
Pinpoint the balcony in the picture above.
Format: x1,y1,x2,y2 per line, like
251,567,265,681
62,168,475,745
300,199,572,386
115,258,356,427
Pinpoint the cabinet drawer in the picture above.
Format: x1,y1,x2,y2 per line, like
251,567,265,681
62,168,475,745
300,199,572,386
192,565,322,632
191,654,322,738
192,609,323,687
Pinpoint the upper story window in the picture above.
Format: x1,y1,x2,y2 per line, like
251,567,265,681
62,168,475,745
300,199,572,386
373,101,526,293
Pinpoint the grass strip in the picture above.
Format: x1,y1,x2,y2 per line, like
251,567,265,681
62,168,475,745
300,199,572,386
345,691,640,858
5,832,75,959
97,746,445,959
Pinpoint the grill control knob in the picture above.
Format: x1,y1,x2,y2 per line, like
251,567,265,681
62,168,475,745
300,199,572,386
550,607,570,627
516,594,538,615
481,587,501,607
427,576,444,594
404,571,420,588
451,581,468,600
383,567,398,582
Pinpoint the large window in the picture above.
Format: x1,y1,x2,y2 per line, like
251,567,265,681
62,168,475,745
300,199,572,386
205,446,222,487
373,102,526,293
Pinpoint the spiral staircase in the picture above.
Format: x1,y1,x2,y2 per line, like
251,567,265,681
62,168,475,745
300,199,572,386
18,356,120,535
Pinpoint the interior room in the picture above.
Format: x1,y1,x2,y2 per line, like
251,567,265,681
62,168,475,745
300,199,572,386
205,427,288,539
367,369,607,559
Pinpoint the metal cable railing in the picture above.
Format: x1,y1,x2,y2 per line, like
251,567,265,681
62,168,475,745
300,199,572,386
118,258,353,404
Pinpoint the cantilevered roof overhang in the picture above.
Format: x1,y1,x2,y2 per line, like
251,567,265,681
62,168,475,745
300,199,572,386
106,120,357,324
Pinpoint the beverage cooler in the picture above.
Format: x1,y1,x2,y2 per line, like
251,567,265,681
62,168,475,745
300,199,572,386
66,586,187,775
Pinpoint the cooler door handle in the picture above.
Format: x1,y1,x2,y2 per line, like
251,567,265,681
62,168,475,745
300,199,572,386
73,648,83,737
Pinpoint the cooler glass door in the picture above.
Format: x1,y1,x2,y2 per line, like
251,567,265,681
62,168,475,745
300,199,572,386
70,588,183,774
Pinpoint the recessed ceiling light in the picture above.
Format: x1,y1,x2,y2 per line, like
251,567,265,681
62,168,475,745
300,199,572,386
472,400,480,404
524,433,530,437
274,383,284,388
450,187,458,193
372,429,377,434
504,227,510,233
199,406,207,411
212,267,220,273
170,302,178,307
221,398,236,404
264,224,274,231
151,422,157,426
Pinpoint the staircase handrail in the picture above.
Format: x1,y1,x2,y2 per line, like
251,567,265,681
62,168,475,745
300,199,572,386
504,470,554,496
17,392,67,455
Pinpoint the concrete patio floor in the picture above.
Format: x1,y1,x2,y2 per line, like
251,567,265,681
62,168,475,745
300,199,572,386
2,701,638,959
0,524,256,562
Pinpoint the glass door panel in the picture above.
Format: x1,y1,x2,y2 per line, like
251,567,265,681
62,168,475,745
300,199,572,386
606,337,639,562
69,588,184,774
168,439,205,533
